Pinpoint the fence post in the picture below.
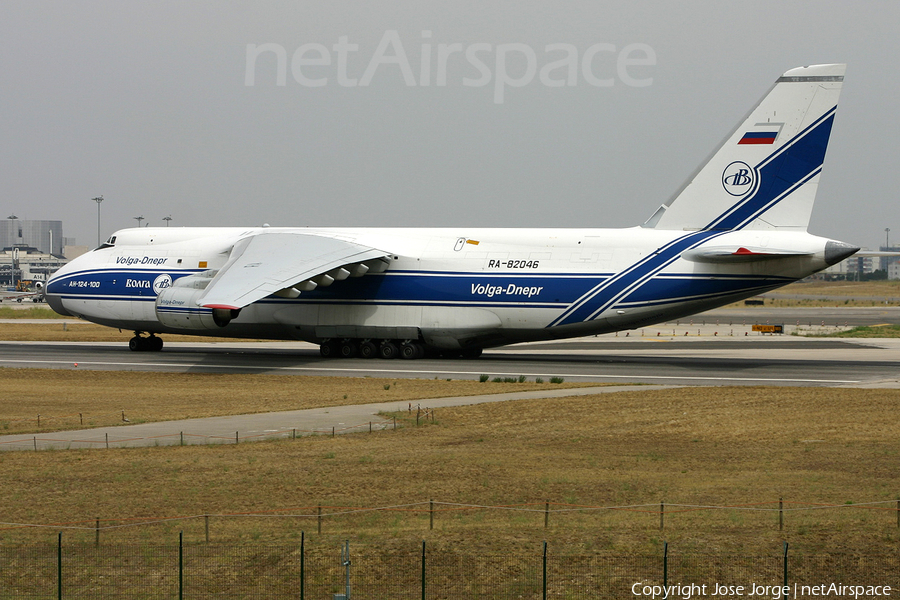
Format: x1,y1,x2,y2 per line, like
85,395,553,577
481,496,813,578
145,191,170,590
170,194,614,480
544,500,549,528
95,517,100,546
105,432,109,449
660,502,664,530
180,432,184,446
429,499,434,530
317,505,322,535
300,531,305,600
542,541,548,600
57,532,62,600
205,515,209,544
179,531,184,600
421,540,426,600
235,431,239,444
782,541,789,600
779,498,783,531
663,541,668,591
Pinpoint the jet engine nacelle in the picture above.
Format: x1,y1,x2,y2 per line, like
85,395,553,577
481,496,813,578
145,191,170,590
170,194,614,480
155,286,239,330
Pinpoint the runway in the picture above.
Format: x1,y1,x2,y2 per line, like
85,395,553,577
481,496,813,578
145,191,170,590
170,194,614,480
1,334,898,388
2,307,899,451
2,306,899,387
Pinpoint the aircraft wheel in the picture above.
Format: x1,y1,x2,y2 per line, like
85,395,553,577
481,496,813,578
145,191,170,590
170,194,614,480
129,337,142,351
359,340,378,359
459,347,483,359
339,340,358,358
319,340,340,358
379,341,399,359
17,297,22,303
149,336,164,352
400,341,424,360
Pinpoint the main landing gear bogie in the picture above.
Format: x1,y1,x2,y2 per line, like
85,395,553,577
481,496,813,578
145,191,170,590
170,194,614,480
128,333,164,352
319,338,449,360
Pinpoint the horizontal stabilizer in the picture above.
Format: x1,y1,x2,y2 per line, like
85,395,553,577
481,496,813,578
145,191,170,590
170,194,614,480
682,246,814,263
198,232,389,310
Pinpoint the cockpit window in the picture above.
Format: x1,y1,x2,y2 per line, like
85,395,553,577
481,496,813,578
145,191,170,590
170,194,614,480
93,235,117,251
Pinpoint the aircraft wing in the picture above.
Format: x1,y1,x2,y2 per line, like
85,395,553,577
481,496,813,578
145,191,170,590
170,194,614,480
197,232,390,310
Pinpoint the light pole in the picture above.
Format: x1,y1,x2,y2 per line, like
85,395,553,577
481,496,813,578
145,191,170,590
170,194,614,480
92,196,104,247
134,216,144,228
6,215,17,289
163,215,172,227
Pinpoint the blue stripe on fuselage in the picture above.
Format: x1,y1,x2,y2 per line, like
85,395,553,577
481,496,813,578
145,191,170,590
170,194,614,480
547,107,836,328
50,267,788,317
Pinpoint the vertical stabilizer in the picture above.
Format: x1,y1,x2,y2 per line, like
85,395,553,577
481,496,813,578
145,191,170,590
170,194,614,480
644,64,845,231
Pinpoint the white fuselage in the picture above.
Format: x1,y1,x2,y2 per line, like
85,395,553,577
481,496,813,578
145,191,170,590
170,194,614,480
46,225,837,350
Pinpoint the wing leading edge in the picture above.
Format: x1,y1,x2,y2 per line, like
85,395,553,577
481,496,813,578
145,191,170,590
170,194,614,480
197,232,390,310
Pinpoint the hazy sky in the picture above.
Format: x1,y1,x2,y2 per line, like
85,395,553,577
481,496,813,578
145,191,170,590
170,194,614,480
2,1,897,250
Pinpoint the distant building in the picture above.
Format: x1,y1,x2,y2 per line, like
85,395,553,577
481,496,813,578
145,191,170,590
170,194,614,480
1,218,64,256
63,245,89,260
0,247,68,286
846,254,876,276
889,261,900,281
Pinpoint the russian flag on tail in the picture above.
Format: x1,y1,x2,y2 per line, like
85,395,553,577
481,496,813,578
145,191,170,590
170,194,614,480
738,131,778,144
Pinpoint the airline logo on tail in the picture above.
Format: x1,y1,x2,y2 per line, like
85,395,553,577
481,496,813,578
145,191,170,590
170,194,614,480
721,161,755,196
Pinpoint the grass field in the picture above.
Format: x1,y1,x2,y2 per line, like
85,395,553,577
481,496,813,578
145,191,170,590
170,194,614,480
0,368,591,434
2,284,899,557
752,280,900,307
1,373,898,557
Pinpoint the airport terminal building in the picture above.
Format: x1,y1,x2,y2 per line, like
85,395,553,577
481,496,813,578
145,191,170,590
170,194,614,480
1,218,75,287
1,218,64,256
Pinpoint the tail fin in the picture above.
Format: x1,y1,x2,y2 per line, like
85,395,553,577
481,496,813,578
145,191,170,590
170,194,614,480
644,64,845,232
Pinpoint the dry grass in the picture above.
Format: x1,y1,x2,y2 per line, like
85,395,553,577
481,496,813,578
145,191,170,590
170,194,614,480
0,321,263,343
772,280,900,298
1,381,899,557
753,280,900,307
0,368,591,434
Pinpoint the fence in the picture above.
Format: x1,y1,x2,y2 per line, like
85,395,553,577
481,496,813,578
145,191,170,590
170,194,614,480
3,499,899,543
2,535,898,599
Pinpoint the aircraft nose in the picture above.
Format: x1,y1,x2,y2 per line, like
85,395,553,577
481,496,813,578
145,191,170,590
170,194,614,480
824,240,860,266
44,279,73,316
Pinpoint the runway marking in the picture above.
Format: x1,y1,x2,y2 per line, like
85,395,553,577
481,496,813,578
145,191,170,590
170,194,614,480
0,358,861,384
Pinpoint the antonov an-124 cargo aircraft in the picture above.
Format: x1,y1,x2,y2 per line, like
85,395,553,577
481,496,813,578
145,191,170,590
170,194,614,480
47,64,858,359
